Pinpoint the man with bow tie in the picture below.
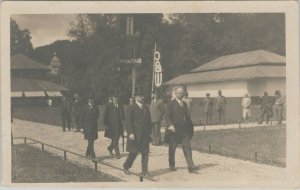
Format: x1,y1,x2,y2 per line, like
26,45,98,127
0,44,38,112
103,93,125,159
123,90,152,176
164,86,199,173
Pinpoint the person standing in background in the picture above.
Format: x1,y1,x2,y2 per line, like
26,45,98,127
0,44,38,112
274,90,285,125
72,93,82,132
241,93,251,123
182,92,193,117
103,94,124,159
216,90,227,125
150,93,165,146
61,94,72,132
258,92,273,124
82,95,99,159
203,93,213,125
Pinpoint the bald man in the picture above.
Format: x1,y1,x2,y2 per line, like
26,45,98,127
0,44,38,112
164,87,199,173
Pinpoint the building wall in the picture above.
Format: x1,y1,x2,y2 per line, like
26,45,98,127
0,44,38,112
247,78,286,96
187,80,248,98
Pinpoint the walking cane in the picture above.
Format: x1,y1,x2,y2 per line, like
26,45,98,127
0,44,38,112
122,124,125,152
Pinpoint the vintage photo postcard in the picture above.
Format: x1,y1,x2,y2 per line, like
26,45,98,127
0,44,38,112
1,1,300,188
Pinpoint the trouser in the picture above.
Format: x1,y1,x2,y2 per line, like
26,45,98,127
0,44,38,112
86,139,95,157
73,116,81,131
275,107,283,124
123,152,149,174
62,113,71,131
151,122,161,145
168,133,195,169
204,111,212,125
217,110,226,125
258,109,270,124
108,135,120,156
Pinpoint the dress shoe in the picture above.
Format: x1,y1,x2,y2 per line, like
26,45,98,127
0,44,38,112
142,172,150,177
107,147,114,155
170,167,177,171
188,166,200,173
123,167,130,175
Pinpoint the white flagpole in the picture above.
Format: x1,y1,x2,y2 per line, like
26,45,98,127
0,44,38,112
151,43,157,94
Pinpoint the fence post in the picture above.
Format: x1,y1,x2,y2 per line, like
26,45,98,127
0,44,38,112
94,162,98,171
209,145,211,154
140,176,143,182
42,143,44,151
254,152,258,163
64,151,67,160
24,137,27,144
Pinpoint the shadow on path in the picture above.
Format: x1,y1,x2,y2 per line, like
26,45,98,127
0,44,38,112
150,163,217,177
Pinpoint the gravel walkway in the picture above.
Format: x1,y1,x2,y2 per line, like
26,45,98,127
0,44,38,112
12,119,285,183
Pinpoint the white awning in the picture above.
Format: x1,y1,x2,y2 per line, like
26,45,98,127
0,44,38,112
24,91,46,97
11,91,23,97
46,91,63,97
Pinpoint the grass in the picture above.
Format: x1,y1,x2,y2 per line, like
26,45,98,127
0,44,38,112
11,144,120,183
191,125,286,167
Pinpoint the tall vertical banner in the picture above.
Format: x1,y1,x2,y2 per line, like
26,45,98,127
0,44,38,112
152,43,162,92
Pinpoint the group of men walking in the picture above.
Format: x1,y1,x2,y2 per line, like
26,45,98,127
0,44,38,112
60,86,199,176
59,87,284,177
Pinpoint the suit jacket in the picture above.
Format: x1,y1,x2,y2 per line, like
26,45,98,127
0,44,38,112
103,102,124,139
125,102,152,153
164,99,194,143
203,97,213,113
81,104,99,140
150,99,164,123
216,95,227,111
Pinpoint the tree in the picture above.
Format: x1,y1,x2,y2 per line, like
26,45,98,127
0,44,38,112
10,18,34,56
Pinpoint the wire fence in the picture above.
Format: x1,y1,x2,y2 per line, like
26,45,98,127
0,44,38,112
12,137,156,182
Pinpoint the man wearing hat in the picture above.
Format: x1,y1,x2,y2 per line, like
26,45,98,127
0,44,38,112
164,86,199,173
216,90,227,125
81,94,99,159
203,93,213,125
103,93,124,159
123,89,152,176
61,94,72,132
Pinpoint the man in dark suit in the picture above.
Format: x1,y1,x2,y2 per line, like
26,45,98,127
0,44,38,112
81,95,99,159
123,91,152,176
72,93,83,132
165,86,199,173
258,92,273,124
61,94,72,132
103,94,124,159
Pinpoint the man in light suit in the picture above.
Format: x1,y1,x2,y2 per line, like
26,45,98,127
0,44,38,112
164,87,199,173
150,93,164,146
123,91,152,176
216,90,227,125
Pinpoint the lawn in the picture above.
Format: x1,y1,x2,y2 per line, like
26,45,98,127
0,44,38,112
12,144,120,183
191,125,286,167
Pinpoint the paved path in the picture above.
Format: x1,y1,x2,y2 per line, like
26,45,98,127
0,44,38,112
12,119,285,183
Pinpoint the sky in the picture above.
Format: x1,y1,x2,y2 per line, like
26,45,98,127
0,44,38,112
12,14,77,48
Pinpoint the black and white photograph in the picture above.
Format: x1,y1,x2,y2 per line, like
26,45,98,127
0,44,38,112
1,1,300,188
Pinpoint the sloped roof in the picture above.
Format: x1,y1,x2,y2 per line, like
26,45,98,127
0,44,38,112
11,78,68,92
191,50,285,72
11,53,50,70
165,65,285,85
